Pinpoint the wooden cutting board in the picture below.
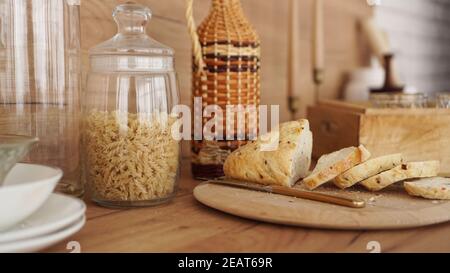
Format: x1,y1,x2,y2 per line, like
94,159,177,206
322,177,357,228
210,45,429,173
194,182,450,230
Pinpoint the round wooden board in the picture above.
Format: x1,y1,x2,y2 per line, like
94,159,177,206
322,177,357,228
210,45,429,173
194,183,450,230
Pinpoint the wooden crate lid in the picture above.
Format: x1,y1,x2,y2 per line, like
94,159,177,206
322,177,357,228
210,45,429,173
317,99,450,116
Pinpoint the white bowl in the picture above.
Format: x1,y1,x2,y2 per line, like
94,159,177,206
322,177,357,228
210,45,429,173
0,163,63,231
0,135,39,185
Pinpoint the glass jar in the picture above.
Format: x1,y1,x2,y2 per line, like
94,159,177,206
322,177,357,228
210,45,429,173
83,3,181,208
436,92,450,108
370,93,428,109
0,0,83,196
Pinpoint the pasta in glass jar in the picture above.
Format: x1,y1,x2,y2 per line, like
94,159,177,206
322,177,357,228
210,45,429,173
83,3,181,207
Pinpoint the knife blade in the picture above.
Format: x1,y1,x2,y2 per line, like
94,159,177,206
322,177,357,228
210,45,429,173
205,178,366,209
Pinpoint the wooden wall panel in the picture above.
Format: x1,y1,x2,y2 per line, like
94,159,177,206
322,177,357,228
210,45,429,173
80,0,372,156
80,0,293,120
322,0,373,101
81,0,372,115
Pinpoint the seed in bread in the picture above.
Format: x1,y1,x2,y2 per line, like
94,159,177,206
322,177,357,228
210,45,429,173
361,161,440,192
303,145,371,190
334,154,404,189
404,177,450,200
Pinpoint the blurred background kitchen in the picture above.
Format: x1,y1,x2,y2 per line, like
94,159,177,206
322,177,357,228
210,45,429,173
2,0,449,172
82,0,450,119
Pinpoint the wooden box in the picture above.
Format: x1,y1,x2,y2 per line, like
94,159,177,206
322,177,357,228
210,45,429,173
307,100,450,173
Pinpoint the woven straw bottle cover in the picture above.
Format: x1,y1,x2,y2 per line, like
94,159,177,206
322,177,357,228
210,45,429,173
186,0,261,179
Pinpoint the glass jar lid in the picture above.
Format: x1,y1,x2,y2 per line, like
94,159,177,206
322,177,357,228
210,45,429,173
89,2,174,73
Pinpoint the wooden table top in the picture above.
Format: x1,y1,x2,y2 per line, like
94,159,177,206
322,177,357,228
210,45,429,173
46,160,450,253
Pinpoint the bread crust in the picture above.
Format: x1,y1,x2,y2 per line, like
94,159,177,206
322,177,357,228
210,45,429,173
223,119,312,187
303,145,371,190
334,154,404,189
361,161,440,192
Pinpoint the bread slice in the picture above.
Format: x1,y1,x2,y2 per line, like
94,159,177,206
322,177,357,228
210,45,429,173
223,119,313,187
360,161,440,192
334,154,404,189
404,177,450,200
302,145,371,190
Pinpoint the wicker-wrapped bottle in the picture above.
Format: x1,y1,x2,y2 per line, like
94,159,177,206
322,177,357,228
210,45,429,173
187,0,261,179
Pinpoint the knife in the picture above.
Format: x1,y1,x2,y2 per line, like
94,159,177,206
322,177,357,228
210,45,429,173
203,178,366,209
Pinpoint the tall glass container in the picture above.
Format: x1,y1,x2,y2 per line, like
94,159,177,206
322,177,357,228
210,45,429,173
83,3,181,208
0,0,82,196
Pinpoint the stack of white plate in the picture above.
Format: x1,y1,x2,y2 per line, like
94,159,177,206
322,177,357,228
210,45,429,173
0,164,86,253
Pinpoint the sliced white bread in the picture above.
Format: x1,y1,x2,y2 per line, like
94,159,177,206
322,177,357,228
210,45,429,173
404,177,450,200
334,154,404,189
223,119,313,187
361,161,440,192
303,145,371,190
